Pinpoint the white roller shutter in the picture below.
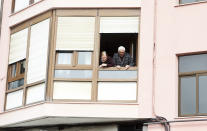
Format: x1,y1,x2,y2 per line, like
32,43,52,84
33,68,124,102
53,82,92,100
9,28,28,64
26,83,45,104
6,90,23,110
27,19,50,84
98,82,137,101
100,17,139,33
56,17,95,51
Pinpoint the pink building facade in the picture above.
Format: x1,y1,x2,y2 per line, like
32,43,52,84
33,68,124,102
0,0,207,131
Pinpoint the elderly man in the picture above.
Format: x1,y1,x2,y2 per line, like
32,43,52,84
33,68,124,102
113,46,134,70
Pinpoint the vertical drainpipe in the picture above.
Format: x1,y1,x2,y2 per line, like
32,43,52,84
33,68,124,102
151,0,171,130
152,0,157,118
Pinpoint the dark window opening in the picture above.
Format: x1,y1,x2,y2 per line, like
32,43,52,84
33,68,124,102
100,33,138,66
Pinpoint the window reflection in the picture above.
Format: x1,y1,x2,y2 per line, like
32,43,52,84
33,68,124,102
57,52,72,65
78,52,92,65
8,78,24,90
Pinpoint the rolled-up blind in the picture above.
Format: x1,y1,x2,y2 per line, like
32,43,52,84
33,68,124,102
27,19,50,84
9,28,28,64
56,17,95,51
100,17,139,33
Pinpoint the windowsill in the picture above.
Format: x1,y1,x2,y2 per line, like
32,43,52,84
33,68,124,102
99,67,137,71
10,0,45,17
175,0,207,7
51,100,139,105
175,115,207,120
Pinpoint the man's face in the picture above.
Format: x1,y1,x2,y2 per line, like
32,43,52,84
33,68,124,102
118,50,125,57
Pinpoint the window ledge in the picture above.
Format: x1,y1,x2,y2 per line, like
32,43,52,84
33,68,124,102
175,115,207,120
99,67,137,71
51,101,139,105
175,0,207,7
9,0,45,17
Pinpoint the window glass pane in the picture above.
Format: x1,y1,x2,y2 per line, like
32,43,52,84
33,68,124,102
54,70,92,79
180,0,198,4
20,60,25,74
14,0,29,12
78,52,92,65
57,52,72,65
11,63,17,77
8,78,24,90
180,76,196,115
179,54,207,73
99,70,137,79
199,75,207,113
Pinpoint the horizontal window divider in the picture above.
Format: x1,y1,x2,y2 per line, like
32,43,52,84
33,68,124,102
25,100,45,106
97,100,137,103
98,67,137,71
54,78,92,82
11,11,52,34
56,9,97,17
6,86,24,93
176,0,207,7
179,70,207,76
98,79,137,82
52,99,92,102
55,66,92,70
8,75,25,82
26,80,45,88
179,113,202,117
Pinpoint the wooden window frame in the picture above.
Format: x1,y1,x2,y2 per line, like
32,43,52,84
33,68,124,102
7,59,25,90
179,0,207,5
5,9,141,111
178,54,207,117
50,9,140,103
55,51,93,69
5,11,52,111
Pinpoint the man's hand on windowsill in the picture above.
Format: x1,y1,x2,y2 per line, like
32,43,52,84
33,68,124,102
125,65,130,70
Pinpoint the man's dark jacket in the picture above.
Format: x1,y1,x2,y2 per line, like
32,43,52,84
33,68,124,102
113,53,134,67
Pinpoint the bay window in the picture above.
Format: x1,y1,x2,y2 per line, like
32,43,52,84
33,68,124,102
6,9,140,110
6,12,51,110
